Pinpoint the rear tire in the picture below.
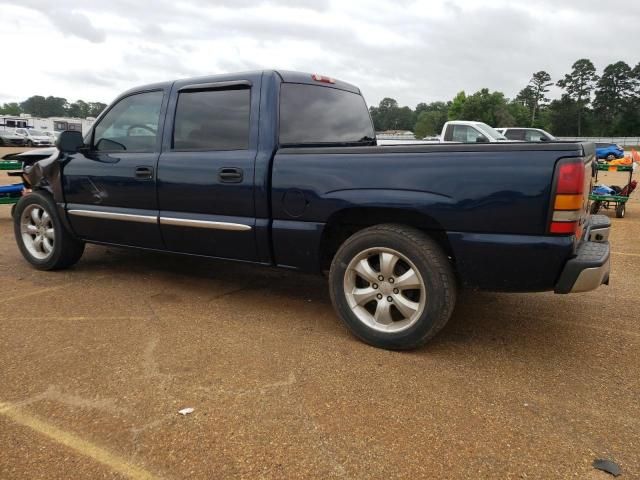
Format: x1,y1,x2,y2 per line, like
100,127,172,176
616,202,626,218
13,191,84,270
329,224,456,350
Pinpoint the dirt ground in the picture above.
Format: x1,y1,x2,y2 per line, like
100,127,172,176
0,147,638,479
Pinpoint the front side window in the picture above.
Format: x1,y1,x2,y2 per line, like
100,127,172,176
173,88,250,151
279,83,375,145
93,91,163,152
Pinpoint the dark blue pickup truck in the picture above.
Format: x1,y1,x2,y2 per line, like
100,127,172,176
13,70,611,349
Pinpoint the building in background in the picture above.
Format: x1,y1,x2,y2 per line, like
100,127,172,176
0,113,95,134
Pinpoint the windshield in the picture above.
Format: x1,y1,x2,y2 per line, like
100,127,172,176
476,123,506,140
30,130,46,136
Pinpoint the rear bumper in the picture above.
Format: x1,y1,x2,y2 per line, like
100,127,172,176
554,215,610,294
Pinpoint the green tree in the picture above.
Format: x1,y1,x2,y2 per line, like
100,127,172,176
556,59,598,135
88,102,107,117
447,91,466,120
413,102,449,138
507,100,531,127
449,88,513,127
20,95,47,116
515,86,536,119
66,100,91,118
0,102,22,115
20,95,68,117
593,61,635,134
528,71,553,125
548,95,580,136
369,98,415,131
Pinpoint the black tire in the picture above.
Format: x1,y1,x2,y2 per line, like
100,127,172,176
329,224,456,350
27,140,34,147
616,202,626,218
13,191,85,270
590,201,601,215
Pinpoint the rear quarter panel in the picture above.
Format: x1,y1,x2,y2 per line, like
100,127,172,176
272,147,579,234
270,144,587,291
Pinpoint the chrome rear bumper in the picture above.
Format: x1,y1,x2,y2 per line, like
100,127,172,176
554,215,610,294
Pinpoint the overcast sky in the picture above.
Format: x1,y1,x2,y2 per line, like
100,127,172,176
0,0,638,110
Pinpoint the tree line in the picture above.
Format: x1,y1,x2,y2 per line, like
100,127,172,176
0,96,107,119
369,59,640,138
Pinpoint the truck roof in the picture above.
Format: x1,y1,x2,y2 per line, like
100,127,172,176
118,70,361,98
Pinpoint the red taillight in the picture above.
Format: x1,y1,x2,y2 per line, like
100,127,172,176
550,221,578,234
311,74,335,84
550,159,586,235
556,162,585,194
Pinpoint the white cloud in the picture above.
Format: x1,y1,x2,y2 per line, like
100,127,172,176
0,0,637,109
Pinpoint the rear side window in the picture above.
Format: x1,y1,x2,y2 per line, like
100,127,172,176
173,88,250,151
279,83,374,145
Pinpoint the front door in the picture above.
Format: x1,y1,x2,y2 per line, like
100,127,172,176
64,89,167,249
157,78,260,261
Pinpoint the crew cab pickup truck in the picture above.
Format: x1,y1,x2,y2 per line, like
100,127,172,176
13,70,611,350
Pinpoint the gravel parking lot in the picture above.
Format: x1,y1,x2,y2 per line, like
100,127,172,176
1,147,638,479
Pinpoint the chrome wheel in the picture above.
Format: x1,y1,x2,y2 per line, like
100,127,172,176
343,247,426,333
20,204,55,260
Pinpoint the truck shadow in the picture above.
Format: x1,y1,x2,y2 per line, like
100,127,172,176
77,245,581,357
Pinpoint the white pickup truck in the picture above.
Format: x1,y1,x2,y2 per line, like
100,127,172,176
378,121,510,145
440,121,509,143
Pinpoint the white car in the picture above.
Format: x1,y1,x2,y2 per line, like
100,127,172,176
496,127,556,142
440,121,510,143
14,128,54,147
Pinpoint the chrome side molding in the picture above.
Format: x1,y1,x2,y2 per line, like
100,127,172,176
67,209,252,231
159,217,251,231
68,209,157,224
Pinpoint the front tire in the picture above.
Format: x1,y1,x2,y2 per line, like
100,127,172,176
13,191,85,270
329,224,456,350
616,202,626,218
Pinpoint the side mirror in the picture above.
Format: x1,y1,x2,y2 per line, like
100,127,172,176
476,135,489,143
56,130,85,153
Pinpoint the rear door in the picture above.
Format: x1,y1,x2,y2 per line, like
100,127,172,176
64,89,167,248
156,76,260,261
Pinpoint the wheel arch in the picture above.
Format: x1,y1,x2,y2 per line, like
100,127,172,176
318,207,455,272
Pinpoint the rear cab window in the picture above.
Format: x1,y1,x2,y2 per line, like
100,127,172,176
279,83,374,146
451,125,486,143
